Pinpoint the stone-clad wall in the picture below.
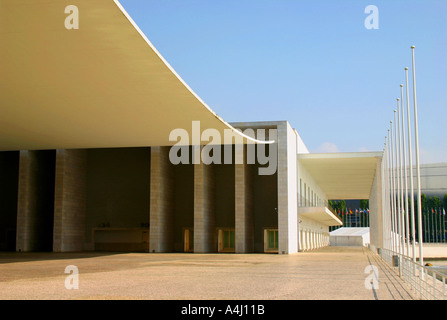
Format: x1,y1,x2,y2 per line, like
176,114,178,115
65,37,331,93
369,157,384,252
12,120,288,254
149,146,175,253
235,146,254,253
277,122,298,254
194,160,216,253
53,149,87,252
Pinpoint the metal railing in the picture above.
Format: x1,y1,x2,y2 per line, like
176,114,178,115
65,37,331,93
380,248,447,300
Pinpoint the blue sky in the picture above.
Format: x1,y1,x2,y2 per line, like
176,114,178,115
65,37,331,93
120,0,447,163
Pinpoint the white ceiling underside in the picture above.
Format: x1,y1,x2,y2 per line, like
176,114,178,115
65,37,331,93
298,152,382,200
0,0,267,151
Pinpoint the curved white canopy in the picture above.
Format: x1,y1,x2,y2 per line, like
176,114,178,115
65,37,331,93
0,0,269,151
298,152,383,200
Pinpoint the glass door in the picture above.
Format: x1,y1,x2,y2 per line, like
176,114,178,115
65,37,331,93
184,228,194,252
219,229,235,252
264,229,278,253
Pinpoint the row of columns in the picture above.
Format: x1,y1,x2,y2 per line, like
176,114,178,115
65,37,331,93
299,228,330,251
16,149,87,252
15,147,255,253
14,121,298,254
149,146,255,253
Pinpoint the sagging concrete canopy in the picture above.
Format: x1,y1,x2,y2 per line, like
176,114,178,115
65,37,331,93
0,0,268,151
299,206,343,226
297,152,383,200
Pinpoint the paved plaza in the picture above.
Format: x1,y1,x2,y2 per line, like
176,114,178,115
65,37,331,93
0,246,415,300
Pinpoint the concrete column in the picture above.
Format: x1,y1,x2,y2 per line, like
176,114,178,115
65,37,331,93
312,231,315,249
150,146,174,253
317,232,320,249
317,232,320,248
235,146,254,253
53,149,87,252
308,230,312,250
277,122,298,254
194,160,216,253
305,229,309,251
370,156,384,252
307,230,311,250
15,151,32,252
312,231,315,250
16,150,55,252
302,229,306,251
298,227,304,251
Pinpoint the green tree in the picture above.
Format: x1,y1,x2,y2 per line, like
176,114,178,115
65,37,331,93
427,196,434,209
433,196,441,208
443,193,447,208
329,200,346,212
421,193,427,212
359,199,369,208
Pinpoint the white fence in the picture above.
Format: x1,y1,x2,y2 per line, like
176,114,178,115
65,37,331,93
379,248,447,300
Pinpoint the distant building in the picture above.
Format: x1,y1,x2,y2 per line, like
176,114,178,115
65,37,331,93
414,163,447,198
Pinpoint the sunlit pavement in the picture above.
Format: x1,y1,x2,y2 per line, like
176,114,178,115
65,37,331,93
0,246,415,300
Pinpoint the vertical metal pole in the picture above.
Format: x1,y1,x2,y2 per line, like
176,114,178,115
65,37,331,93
390,123,397,253
434,209,438,243
398,92,405,255
443,210,446,243
384,136,390,250
411,45,424,266
401,84,410,257
387,131,392,252
394,108,403,259
405,67,416,263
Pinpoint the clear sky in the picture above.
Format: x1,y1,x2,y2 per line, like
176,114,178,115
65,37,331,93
119,0,446,163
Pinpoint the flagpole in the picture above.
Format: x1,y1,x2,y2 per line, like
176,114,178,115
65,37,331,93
430,208,435,242
405,67,416,262
390,122,397,253
385,135,391,250
396,98,405,255
443,209,446,243
394,108,403,258
411,45,424,266
393,115,401,256
434,209,438,243
400,84,410,256
388,129,395,252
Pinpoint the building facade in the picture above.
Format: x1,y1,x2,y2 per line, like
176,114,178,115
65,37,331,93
0,0,386,255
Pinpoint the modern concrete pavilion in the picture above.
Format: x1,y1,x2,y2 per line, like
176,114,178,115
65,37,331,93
0,0,385,255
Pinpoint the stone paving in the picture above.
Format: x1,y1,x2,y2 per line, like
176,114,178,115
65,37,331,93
0,246,416,300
